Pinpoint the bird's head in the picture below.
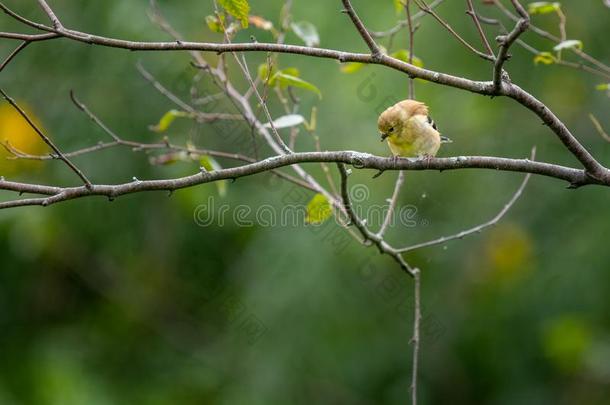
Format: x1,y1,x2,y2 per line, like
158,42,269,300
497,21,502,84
377,99,427,142
377,108,400,142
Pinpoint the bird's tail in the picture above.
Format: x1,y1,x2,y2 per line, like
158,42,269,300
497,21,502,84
440,135,452,143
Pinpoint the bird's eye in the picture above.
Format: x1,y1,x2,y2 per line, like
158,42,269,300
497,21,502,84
388,127,394,132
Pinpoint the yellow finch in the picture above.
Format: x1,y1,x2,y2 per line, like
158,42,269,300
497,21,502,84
378,99,450,158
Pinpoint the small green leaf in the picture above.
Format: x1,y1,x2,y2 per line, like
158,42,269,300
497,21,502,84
272,72,322,98
553,39,583,52
306,193,332,224
200,155,227,197
340,62,366,74
391,49,424,68
258,63,277,84
595,83,610,91
290,21,320,47
281,67,300,77
527,2,561,15
534,52,556,65
149,110,190,133
218,0,250,28
264,114,305,129
205,15,226,33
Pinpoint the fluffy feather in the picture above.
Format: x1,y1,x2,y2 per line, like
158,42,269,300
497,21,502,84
377,100,443,158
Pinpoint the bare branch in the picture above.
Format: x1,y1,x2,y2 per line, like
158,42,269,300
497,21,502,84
336,163,414,275
235,54,293,154
410,268,421,405
0,2,606,183
36,0,63,29
492,0,529,93
493,0,610,75
377,171,406,238
412,0,494,61
398,148,535,253
0,88,92,188
135,62,243,122
0,41,29,72
340,0,381,56
589,114,610,143
0,31,58,41
405,0,416,99
466,0,495,57
370,0,444,38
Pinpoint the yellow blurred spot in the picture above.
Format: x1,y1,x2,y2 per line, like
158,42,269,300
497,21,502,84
0,101,48,175
484,223,533,283
542,315,592,373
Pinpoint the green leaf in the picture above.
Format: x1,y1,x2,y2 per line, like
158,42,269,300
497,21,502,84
272,72,322,98
205,15,226,33
149,110,190,133
258,63,277,84
280,67,300,77
391,49,424,68
595,83,610,91
534,52,556,65
264,114,305,129
553,39,583,52
218,0,250,28
527,2,561,15
290,21,320,47
200,155,227,197
340,62,366,74
306,193,332,224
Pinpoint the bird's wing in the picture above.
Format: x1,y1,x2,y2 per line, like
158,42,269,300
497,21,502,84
426,115,452,143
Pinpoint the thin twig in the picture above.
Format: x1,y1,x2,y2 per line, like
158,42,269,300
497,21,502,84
0,40,29,72
340,0,381,56
370,0,444,38
405,0,416,99
398,147,535,253
476,12,610,81
412,0,494,61
0,87,92,188
410,268,421,405
377,171,406,238
589,114,610,143
36,0,63,29
236,54,293,154
493,0,610,75
336,163,415,275
493,0,529,93
466,0,495,57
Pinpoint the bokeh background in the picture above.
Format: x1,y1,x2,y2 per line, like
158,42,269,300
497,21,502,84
1,1,609,404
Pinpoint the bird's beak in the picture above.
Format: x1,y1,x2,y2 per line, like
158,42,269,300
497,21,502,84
380,132,389,142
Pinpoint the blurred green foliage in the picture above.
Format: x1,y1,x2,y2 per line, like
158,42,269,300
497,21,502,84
1,1,609,404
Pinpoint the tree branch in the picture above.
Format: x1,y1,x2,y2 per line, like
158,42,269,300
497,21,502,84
0,87,93,189
336,163,414,275
0,151,604,212
398,150,533,253
412,0,494,61
493,0,529,93
466,0,494,57
340,0,381,57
